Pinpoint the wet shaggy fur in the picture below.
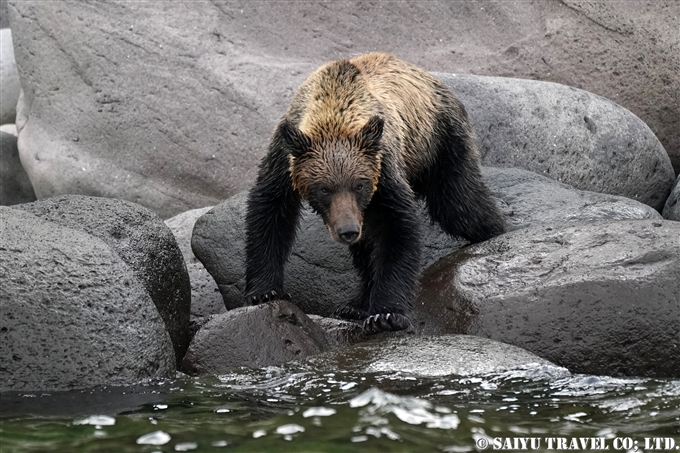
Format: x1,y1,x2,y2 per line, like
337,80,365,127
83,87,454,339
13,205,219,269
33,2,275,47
245,53,505,333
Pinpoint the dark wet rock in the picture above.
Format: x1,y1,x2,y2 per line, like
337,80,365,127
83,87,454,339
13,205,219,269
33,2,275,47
193,167,661,317
16,195,191,365
165,207,224,321
0,207,176,392
304,335,570,379
440,74,675,211
8,1,678,217
662,176,680,221
0,131,36,205
181,300,331,375
414,219,680,378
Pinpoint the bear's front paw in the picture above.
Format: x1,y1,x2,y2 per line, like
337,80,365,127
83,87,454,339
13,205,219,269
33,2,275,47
249,290,291,305
334,303,368,321
362,313,410,334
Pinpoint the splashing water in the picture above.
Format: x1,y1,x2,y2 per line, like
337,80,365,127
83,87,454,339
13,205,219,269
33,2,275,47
1,361,678,452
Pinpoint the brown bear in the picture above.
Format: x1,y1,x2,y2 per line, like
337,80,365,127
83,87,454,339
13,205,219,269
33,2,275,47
244,53,505,333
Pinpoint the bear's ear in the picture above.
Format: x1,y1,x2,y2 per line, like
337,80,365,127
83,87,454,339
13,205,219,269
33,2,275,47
279,119,312,158
356,115,384,152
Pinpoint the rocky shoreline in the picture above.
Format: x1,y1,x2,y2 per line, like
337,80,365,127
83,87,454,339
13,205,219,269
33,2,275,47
2,1,679,392
2,153,678,391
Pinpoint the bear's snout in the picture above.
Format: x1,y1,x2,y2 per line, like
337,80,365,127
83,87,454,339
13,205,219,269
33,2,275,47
327,191,363,245
336,223,361,244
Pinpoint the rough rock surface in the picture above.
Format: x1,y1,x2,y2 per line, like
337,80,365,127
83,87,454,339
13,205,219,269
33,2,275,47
0,207,176,391
8,1,678,218
165,207,224,320
192,167,661,317
663,176,680,221
16,195,191,365
181,300,330,374
414,220,680,378
1,0,9,28
305,335,570,379
0,131,36,205
441,75,674,210
0,29,20,125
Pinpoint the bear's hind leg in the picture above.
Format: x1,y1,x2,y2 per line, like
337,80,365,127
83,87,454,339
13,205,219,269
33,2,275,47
424,132,505,243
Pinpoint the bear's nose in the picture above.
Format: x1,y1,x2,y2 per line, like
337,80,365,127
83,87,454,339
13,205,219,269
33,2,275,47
337,224,360,244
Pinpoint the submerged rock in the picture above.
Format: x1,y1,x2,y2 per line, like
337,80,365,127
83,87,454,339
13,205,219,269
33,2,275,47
0,207,176,391
415,219,680,378
181,300,330,375
304,334,570,379
16,195,191,365
192,167,660,317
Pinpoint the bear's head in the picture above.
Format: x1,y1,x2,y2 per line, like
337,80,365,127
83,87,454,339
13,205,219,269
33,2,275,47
283,116,384,245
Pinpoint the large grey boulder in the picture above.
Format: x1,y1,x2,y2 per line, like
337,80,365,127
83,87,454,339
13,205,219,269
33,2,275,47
0,131,36,205
663,175,680,221
181,300,330,375
415,220,680,378
165,207,224,320
440,74,675,210
0,29,20,125
8,1,678,218
16,195,191,365
192,167,661,317
0,207,176,391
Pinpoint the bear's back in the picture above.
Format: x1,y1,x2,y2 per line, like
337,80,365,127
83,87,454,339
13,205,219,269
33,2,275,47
289,53,451,177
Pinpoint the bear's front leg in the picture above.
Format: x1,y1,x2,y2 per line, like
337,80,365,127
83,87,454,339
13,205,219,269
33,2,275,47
356,172,422,334
244,132,302,306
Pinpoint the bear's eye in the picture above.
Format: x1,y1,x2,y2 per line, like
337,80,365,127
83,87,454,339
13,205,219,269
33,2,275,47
319,186,330,195
355,183,364,192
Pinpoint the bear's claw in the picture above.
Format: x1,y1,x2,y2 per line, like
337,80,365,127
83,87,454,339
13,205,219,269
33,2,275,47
362,313,409,334
250,290,291,305
333,304,368,321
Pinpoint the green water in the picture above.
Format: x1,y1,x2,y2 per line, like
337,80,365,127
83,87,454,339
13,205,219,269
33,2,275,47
1,364,679,453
